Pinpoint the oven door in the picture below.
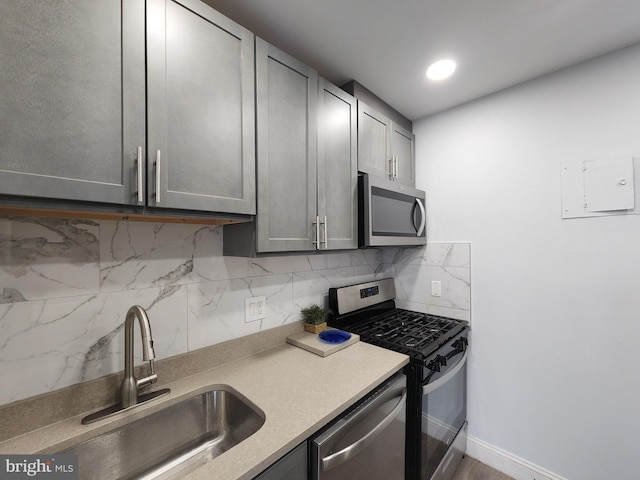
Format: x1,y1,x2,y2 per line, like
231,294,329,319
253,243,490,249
421,330,468,480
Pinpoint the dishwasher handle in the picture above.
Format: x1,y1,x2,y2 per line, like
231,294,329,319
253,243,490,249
320,388,407,472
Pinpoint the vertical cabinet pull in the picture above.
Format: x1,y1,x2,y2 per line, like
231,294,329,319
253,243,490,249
136,146,143,203
155,150,161,204
314,216,329,250
389,156,399,180
313,215,320,249
321,215,328,249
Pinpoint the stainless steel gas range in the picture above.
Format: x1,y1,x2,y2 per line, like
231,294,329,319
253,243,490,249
328,278,470,480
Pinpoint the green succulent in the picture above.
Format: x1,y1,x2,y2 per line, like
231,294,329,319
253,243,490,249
300,304,329,325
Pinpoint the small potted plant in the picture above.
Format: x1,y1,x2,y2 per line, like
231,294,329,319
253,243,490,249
301,304,329,333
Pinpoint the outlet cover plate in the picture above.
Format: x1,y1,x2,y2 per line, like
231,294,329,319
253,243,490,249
245,296,266,322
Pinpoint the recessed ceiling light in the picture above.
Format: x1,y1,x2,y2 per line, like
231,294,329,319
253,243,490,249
426,59,457,81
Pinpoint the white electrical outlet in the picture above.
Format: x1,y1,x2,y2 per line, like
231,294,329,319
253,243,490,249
245,296,266,322
255,297,265,316
431,280,442,297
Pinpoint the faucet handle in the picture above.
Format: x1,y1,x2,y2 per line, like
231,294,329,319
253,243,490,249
136,359,158,389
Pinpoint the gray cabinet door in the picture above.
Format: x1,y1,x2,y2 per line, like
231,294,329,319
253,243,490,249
357,100,392,180
0,0,145,205
146,0,255,214
317,79,358,250
357,101,415,187
253,442,308,480
391,122,415,186
255,38,318,252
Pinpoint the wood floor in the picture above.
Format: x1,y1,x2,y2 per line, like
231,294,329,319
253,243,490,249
451,456,515,480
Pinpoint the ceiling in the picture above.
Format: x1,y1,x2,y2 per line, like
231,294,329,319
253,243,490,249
203,0,640,121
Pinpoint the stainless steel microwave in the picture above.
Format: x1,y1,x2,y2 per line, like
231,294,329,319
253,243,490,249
359,173,426,247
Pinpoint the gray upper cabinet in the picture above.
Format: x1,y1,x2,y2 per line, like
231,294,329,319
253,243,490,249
0,0,146,204
233,40,358,254
317,79,358,250
254,38,318,252
357,100,415,186
147,0,255,214
391,122,415,187
1,0,255,216
357,101,392,180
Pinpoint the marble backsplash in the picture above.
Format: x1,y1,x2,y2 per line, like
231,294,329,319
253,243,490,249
0,216,470,406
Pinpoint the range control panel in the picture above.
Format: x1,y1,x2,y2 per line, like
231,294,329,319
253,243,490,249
360,285,379,298
330,278,395,315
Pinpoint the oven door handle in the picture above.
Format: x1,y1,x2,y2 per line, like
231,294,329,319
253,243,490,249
320,388,407,472
422,349,468,395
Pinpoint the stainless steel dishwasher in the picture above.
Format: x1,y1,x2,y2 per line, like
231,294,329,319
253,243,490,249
310,371,406,480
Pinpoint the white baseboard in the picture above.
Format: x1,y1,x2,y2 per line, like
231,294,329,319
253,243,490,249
465,434,568,480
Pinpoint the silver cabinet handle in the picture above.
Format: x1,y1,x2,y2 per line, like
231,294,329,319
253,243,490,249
322,215,328,249
137,146,143,203
415,198,426,237
313,215,320,249
390,155,398,180
321,388,407,472
423,349,468,395
155,150,161,204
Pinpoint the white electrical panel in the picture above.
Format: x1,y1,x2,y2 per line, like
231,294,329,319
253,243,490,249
561,156,637,219
584,158,634,212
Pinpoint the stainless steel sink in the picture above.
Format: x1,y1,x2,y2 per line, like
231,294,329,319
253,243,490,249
61,385,265,480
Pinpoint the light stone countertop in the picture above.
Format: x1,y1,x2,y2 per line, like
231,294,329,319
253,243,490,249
0,340,408,480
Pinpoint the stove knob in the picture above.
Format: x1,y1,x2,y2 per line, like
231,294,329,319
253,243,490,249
452,337,468,351
438,355,448,367
427,359,441,372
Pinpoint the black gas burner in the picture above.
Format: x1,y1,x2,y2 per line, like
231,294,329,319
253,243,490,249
347,309,466,361
400,336,420,348
328,279,468,363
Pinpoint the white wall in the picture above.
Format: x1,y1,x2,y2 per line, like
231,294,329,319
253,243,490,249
414,44,640,480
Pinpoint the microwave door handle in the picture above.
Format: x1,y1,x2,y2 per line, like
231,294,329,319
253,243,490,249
320,388,407,472
422,349,468,395
415,198,426,236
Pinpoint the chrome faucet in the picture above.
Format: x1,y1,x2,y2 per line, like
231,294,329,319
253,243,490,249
120,305,158,408
81,305,169,424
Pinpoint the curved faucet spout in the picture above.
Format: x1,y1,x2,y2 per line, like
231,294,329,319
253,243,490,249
120,305,158,408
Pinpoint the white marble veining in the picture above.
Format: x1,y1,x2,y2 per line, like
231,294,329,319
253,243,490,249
0,286,187,404
187,274,293,350
426,243,471,268
392,244,471,321
0,217,100,302
100,221,216,291
0,216,471,405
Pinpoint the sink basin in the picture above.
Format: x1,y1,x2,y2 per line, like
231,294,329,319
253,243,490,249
61,385,265,480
